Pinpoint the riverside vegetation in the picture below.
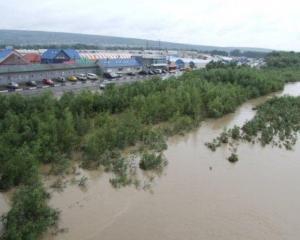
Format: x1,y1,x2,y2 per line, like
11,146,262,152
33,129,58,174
206,96,300,162
1,51,300,239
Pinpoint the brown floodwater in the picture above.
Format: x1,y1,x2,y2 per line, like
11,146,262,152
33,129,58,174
1,82,300,240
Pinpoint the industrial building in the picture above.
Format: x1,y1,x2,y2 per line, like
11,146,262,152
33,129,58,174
41,49,80,64
0,63,99,85
96,58,142,73
169,56,210,69
134,55,168,70
79,51,132,63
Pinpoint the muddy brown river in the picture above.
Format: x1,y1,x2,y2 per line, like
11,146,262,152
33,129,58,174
1,82,300,240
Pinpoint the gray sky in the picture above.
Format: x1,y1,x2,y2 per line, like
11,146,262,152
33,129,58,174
1,0,299,50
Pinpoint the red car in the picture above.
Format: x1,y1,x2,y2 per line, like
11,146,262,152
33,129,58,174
43,78,54,86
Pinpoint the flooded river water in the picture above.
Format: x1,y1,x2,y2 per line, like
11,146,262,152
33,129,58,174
1,82,300,240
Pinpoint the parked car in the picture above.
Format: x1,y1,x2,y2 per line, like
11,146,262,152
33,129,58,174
53,77,66,83
99,80,113,90
43,79,54,86
104,72,121,79
127,72,136,76
139,70,148,75
68,76,78,82
87,73,98,80
77,74,87,81
7,82,19,90
162,69,167,74
26,80,37,87
154,69,162,74
148,70,155,75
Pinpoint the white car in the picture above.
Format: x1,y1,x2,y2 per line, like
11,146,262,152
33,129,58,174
87,73,98,80
154,69,162,74
77,74,87,81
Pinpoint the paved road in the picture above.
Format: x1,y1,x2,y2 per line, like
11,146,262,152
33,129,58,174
0,72,182,97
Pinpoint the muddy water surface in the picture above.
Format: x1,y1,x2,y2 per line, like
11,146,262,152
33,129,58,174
2,82,300,240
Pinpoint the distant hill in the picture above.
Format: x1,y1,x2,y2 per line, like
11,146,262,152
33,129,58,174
0,29,272,52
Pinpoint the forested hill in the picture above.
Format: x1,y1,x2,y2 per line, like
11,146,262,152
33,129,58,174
0,29,272,52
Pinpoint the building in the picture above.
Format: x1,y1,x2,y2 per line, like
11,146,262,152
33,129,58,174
175,59,185,69
23,53,41,64
41,49,80,64
169,56,210,69
96,58,142,73
0,63,99,85
0,48,29,66
79,51,132,63
134,55,168,70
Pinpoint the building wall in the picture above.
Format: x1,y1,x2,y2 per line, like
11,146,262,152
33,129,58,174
135,56,167,70
0,66,98,84
104,66,142,74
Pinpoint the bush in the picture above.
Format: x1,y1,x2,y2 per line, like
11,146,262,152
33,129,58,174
228,153,239,163
1,183,58,240
139,153,166,171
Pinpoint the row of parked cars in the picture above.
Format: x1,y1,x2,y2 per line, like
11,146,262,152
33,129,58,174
6,73,99,90
103,69,169,79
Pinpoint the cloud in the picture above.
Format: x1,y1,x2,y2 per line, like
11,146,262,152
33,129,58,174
0,0,299,50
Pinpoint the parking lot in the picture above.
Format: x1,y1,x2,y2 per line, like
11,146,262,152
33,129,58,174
0,71,182,97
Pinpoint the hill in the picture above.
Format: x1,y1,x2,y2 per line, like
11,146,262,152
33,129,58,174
0,29,272,52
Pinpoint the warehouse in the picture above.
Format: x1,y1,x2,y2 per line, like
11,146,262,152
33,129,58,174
79,51,132,63
41,49,80,64
169,56,211,69
134,55,168,70
0,48,29,66
0,63,99,85
96,58,142,74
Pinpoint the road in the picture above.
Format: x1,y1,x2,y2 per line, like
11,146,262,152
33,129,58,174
0,72,182,97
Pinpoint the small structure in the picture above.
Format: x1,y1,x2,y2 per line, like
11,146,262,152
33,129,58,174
168,62,177,71
175,59,185,69
96,58,142,73
41,49,80,64
0,48,29,66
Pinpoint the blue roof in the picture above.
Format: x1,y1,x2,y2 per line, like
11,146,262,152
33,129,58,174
0,49,13,61
42,49,80,60
63,49,80,59
41,49,61,60
98,58,141,68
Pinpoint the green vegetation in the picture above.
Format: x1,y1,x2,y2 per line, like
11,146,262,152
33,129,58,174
1,56,300,238
265,51,300,68
206,96,300,160
139,152,167,171
228,153,239,163
1,183,58,240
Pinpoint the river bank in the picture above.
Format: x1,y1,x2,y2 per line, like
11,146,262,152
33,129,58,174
36,81,300,240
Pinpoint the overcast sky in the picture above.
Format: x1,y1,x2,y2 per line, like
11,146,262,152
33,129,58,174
1,0,299,50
